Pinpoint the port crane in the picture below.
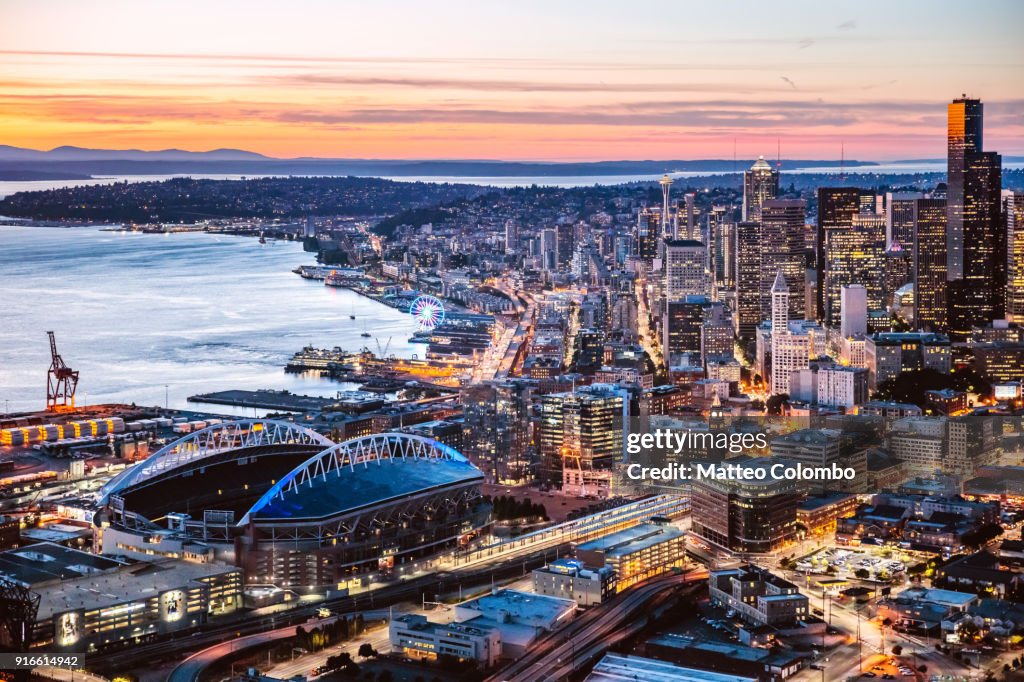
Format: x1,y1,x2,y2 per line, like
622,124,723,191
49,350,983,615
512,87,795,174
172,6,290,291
46,331,79,412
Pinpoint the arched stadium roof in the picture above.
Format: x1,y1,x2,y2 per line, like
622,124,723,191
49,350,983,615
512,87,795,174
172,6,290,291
97,419,333,504
239,432,483,524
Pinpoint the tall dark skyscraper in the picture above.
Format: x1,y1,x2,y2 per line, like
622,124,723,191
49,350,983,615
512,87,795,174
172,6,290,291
760,199,806,321
946,96,1004,340
913,197,948,331
815,187,875,324
734,221,761,340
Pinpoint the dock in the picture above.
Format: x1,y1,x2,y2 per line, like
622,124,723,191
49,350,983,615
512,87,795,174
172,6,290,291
187,390,337,412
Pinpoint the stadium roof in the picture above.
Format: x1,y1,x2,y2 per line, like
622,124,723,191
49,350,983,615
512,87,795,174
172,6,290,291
250,456,483,521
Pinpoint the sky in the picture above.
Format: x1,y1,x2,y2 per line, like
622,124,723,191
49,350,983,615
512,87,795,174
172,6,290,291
0,0,1022,161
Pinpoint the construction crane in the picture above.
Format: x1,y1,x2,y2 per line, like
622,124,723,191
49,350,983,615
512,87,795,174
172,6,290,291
46,331,79,412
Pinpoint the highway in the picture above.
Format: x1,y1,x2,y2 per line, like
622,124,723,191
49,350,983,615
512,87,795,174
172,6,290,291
487,568,708,682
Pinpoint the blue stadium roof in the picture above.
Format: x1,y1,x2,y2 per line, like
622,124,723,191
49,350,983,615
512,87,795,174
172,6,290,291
250,456,484,521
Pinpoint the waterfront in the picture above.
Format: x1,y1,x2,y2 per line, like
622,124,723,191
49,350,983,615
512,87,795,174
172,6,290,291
0,224,420,414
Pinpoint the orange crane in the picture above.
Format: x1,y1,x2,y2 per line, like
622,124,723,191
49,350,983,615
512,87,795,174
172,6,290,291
46,331,79,412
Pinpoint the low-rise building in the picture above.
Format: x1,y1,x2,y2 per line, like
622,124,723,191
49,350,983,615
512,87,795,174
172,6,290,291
796,493,859,538
451,589,575,659
532,558,616,607
389,614,501,666
575,521,685,591
586,653,758,682
708,565,809,627
0,542,241,652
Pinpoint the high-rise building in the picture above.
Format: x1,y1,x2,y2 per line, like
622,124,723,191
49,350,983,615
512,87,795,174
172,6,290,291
883,241,913,309
664,297,705,361
707,205,734,290
734,221,761,340
840,284,867,339
760,199,806,321
885,192,922,248
742,156,779,223
461,381,532,484
946,96,1005,341
635,208,660,262
540,228,558,271
865,332,952,389
815,187,875,321
538,386,625,492
823,212,886,326
678,192,698,241
1007,191,1024,323
701,301,734,364
664,239,707,302
913,197,948,331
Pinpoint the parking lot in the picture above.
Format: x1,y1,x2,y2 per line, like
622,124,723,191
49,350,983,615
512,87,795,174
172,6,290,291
796,546,913,582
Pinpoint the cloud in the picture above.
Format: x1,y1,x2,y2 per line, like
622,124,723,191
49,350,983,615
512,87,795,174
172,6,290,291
780,76,798,90
798,38,815,49
837,19,857,31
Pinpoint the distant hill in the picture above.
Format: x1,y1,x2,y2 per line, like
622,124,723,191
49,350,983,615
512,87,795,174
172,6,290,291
0,145,877,178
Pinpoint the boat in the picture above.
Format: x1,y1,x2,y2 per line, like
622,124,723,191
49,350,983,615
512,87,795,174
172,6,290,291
361,332,371,338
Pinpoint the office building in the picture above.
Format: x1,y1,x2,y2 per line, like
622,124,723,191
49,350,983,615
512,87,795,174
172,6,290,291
575,521,686,591
453,589,576,659
913,197,949,330
840,284,867,338
664,239,707,301
817,366,870,409
816,187,875,321
691,457,800,553
886,192,923,247
865,332,952,389
460,380,532,484
532,558,616,607
742,156,779,222
635,208,660,262
1006,191,1024,323
946,96,1005,340
764,272,825,395
734,221,762,340
760,199,806,320
539,386,625,493
389,614,501,666
664,297,705,361
824,212,886,327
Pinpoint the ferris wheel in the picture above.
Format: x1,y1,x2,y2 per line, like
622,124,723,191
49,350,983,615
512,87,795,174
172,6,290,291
410,295,445,330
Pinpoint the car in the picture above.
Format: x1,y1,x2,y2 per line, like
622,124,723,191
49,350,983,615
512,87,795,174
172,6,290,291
901,673,914,677
862,674,877,678
882,675,895,680
810,664,824,671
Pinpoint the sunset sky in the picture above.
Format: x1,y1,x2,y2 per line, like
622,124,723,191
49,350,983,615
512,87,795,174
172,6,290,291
1,0,1022,161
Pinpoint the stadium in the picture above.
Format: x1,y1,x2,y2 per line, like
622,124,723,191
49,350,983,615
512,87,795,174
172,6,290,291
97,420,489,591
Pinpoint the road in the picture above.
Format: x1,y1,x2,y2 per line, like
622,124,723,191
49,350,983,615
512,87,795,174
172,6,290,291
487,569,708,682
168,611,391,682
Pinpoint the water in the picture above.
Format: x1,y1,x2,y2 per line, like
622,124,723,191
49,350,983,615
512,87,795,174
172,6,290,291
0,225,421,414
3,161,1021,198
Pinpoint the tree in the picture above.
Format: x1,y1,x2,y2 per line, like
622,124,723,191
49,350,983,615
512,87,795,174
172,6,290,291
855,568,870,579
892,645,903,656
358,642,378,658
766,393,789,415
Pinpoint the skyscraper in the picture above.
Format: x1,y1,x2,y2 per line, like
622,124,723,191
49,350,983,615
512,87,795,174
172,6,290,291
913,197,949,331
742,156,779,223
635,208,660,262
760,199,806,321
885,192,922,248
946,96,1004,341
664,239,707,302
539,387,624,492
823,212,886,326
1007,191,1024,323
815,187,876,322
734,221,761,340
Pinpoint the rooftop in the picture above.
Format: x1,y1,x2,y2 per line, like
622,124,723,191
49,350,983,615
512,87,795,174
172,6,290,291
0,542,125,586
455,589,576,629
576,522,683,558
586,653,756,682
252,456,484,520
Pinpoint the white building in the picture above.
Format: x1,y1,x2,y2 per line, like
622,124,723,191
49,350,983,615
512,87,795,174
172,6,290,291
532,558,616,607
389,614,501,666
817,366,869,408
840,284,867,338
664,239,707,301
763,272,826,395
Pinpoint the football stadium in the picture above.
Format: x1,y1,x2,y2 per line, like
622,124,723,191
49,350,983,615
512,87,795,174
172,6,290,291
96,420,489,591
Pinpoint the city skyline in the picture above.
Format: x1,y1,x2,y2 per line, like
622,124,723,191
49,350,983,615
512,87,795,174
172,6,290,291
1,0,1023,161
